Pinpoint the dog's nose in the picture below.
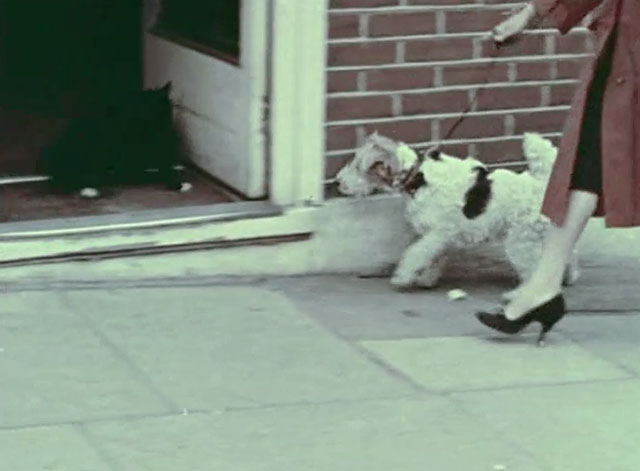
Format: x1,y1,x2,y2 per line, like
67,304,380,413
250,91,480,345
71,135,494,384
325,179,342,197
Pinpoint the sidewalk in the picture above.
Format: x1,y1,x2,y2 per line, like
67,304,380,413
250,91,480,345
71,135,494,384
2,238,640,470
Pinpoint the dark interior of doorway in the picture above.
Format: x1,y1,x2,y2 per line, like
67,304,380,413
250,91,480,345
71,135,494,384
0,0,238,224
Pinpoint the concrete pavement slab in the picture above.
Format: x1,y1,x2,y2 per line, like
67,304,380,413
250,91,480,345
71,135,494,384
561,256,640,312
0,425,112,471
557,314,640,376
360,335,631,393
452,379,640,471
0,291,168,428
65,287,415,412
85,398,544,471
266,276,497,340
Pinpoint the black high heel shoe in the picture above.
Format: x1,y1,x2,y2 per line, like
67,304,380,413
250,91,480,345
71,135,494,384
475,294,566,347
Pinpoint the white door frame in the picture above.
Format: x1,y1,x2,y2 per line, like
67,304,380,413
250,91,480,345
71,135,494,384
144,0,328,207
269,0,328,207
144,0,269,198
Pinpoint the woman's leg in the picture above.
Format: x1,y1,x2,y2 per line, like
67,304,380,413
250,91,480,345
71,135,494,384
503,189,598,320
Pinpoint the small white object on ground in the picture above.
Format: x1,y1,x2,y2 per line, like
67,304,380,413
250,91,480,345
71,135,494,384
80,187,100,198
447,289,468,301
180,182,193,193
182,408,189,416
493,465,506,470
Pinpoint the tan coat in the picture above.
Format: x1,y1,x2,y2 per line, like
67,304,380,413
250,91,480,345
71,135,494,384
533,0,640,227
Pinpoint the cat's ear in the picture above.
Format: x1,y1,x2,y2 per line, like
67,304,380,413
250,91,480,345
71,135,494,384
160,81,172,95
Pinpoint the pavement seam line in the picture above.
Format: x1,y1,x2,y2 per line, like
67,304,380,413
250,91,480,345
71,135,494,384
74,423,120,471
444,393,551,469
446,374,638,396
0,395,422,432
58,291,181,413
555,331,640,379
276,288,448,396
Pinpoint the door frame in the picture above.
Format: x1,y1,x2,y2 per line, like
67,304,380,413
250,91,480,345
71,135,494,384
0,0,330,241
269,0,328,207
144,0,328,206
144,0,269,199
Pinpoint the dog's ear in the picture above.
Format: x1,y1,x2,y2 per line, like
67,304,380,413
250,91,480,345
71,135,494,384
402,170,427,196
462,167,491,219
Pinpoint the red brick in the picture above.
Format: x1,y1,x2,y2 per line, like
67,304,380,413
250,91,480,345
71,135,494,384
328,14,360,39
369,12,437,37
445,10,506,33
367,66,434,90
555,32,592,54
432,142,471,157
330,0,398,7
402,90,469,115
515,61,552,81
549,82,578,106
513,109,569,134
547,134,561,146
327,71,359,92
405,37,474,62
326,95,394,121
442,63,509,85
439,114,505,139
326,125,357,150
556,58,588,79
409,0,476,4
363,119,432,144
481,34,546,57
328,43,396,66
325,154,354,180
475,85,542,110
475,138,524,164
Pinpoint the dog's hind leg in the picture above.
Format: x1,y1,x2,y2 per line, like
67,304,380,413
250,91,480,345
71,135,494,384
391,232,448,290
415,254,448,288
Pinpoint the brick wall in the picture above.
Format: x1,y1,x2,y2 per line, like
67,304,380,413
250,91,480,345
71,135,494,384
325,0,595,181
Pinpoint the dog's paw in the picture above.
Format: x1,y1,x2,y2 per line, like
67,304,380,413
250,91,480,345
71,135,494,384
357,263,396,279
390,273,416,291
414,271,441,289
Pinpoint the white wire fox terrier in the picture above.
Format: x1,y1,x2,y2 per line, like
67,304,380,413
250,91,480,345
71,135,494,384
336,132,580,301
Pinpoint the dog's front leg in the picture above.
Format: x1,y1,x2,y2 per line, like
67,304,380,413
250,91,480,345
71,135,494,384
391,232,447,290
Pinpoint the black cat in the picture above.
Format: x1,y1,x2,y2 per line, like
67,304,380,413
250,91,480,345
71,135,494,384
40,82,191,198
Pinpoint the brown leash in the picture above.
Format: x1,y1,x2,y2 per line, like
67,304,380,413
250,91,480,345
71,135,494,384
397,5,553,191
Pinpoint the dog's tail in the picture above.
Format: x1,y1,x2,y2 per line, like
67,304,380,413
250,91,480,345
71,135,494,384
522,132,557,180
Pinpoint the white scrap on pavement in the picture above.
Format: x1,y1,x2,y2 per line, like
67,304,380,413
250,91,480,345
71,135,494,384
447,289,468,301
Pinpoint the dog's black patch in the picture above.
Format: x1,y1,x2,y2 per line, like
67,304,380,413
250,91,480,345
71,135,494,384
403,170,427,196
462,166,492,219
427,149,441,160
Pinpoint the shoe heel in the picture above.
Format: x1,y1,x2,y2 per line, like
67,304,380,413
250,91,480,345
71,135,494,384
537,324,552,347
536,310,565,347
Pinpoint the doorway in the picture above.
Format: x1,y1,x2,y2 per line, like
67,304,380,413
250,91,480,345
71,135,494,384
0,0,265,225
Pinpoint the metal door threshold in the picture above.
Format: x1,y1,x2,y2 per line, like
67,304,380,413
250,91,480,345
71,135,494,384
0,232,311,268
0,201,281,240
